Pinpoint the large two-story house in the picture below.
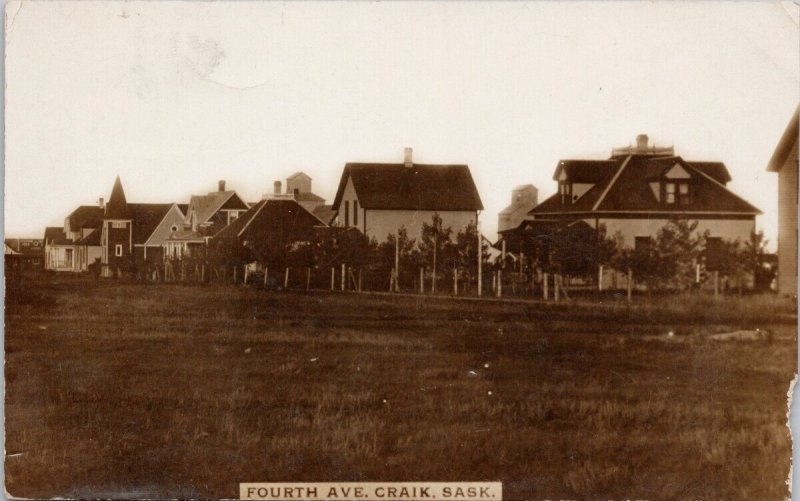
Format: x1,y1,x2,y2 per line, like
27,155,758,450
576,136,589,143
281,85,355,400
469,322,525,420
331,148,484,242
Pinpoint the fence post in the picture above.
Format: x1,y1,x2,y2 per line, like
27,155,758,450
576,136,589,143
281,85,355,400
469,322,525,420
244,265,249,285
341,263,346,291
419,267,424,293
497,269,502,298
394,234,400,292
598,265,603,292
264,266,268,287
284,267,290,289
627,268,633,303
331,267,335,291
454,268,458,296
233,265,237,283
554,273,560,301
543,272,549,300
714,270,719,300
306,267,311,290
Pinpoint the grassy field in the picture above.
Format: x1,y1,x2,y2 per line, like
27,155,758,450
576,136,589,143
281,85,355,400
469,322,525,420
4,276,796,500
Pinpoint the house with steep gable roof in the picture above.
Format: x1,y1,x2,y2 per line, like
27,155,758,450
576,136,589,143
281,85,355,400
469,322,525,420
507,135,760,253
331,148,484,242
767,106,799,296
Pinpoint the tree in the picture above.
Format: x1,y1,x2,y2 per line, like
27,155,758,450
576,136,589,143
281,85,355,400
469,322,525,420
419,213,455,292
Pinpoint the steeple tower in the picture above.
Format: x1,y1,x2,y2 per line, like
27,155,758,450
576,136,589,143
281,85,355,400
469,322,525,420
105,176,130,219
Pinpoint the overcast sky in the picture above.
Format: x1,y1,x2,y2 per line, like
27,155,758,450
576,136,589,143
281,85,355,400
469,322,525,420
5,1,798,247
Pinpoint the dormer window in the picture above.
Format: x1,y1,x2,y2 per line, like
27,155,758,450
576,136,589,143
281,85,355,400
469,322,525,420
664,181,690,205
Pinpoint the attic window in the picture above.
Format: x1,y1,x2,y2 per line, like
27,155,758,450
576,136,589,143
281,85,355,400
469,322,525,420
171,225,178,232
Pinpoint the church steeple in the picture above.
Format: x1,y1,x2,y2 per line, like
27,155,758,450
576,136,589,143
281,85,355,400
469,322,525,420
105,176,130,219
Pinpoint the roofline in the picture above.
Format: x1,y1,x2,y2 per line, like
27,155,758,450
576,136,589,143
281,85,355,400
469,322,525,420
767,105,799,172
236,201,268,238
528,210,760,217
592,155,632,210
142,204,184,247
687,164,762,214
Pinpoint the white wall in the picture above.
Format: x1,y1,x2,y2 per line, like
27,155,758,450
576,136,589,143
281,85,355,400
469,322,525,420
598,217,756,247
366,209,477,243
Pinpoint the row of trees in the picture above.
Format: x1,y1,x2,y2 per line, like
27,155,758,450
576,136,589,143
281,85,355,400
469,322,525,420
195,213,771,294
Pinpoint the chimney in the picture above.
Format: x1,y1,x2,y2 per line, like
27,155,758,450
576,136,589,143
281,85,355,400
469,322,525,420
636,134,649,151
404,147,413,168
274,180,282,194
98,197,105,209
218,180,226,192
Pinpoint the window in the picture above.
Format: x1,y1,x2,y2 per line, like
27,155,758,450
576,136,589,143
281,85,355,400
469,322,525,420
678,182,690,205
353,200,359,226
115,244,123,257
665,182,676,204
559,182,571,204
112,221,126,229
228,211,239,224
344,201,350,227
171,225,178,232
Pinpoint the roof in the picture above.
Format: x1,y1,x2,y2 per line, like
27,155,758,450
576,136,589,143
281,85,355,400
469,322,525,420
167,230,205,242
66,205,104,230
531,154,759,216
287,172,311,180
44,227,70,245
105,176,130,219
312,204,337,225
213,199,323,243
332,163,483,211
128,203,174,244
768,105,799,172
75,227,102,246
294,191,325,203
185,191,244,225
4,243,20,255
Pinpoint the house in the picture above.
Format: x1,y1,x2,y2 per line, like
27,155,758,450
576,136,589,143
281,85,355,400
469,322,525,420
44,226,74,271
498,184,538,234
505,135,760,257
331,148,484,242
263,173,336,225
767,106,799,296
99,176,188,276
5,238,44,270
165,180,249,260
208,198,326,268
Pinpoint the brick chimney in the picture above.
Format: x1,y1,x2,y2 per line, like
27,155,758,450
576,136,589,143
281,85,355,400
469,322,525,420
218,180,226,192
98,197,105,209
404,147,413,168
636,134,649,151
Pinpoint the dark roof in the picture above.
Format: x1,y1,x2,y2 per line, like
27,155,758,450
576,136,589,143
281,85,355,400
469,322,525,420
4,239,44,255
44,227,70,245
76,227,102,246
294,191,325,203
177,204,189,215
532,154,760,216
768,106,799,172
67,205,104,230
553,160,620,182
212,199,322,251
128,203,173,244
332,163,483,211
105,176,130,219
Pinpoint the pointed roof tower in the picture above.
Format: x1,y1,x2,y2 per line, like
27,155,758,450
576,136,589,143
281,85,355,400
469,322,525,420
105,176,131,219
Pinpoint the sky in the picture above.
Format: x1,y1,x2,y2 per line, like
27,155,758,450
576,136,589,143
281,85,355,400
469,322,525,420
4,1,799,248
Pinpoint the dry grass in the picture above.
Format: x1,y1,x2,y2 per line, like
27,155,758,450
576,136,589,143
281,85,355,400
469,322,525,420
4,276,795,500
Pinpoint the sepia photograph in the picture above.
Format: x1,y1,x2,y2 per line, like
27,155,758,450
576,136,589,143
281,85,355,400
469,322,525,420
3,2,799,500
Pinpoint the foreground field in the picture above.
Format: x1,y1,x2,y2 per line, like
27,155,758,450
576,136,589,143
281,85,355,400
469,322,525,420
5,277,796,500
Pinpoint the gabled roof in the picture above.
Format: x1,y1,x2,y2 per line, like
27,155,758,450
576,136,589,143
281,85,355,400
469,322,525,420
128,203,174,244
76,227,102,246
66,206,104,230
212,199,323,243
768,106,799,173
105,176,131,219
44,227,70,245
185,191,246,225
332,163,483,211
4,243,20,255
531,154,759,216
553,160,621,182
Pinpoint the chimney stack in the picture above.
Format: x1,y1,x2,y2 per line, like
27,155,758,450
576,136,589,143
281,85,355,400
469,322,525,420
274,180,282,194
636,134,649,151
218,180,226,192
98,197,105,209
404,147,413,168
